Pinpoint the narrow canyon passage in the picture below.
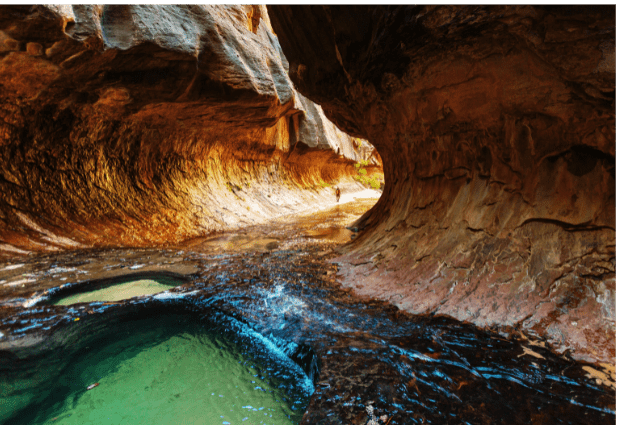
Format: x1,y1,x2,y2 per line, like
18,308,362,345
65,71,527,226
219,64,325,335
0,4,614,425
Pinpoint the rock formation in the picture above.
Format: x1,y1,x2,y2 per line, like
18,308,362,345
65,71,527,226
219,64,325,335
0,5,377,254
268,5,615,363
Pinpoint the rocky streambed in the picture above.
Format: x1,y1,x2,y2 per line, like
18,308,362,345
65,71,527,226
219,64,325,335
1,198,614,425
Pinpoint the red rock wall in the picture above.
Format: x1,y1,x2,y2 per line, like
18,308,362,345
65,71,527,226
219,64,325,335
0,5,374,254
268,5,615,363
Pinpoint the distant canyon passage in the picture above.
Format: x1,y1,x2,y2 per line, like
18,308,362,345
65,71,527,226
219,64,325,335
267,5,616,364
0,4,614,366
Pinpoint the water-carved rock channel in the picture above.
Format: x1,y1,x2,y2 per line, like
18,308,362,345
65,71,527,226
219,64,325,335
1,199,614,425
0,4,613,424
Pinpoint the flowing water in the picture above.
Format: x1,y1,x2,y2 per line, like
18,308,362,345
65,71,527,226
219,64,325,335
0,198,615,425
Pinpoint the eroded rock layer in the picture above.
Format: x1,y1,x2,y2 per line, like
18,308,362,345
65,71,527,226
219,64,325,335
268,5,616,363
0,5,378,254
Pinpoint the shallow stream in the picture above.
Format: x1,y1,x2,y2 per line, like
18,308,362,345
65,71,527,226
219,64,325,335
0,199,615,424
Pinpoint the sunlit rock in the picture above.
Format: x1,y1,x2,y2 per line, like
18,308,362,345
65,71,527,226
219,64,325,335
0,5,379,254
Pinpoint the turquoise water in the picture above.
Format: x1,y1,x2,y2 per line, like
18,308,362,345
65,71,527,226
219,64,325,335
3,311,312,425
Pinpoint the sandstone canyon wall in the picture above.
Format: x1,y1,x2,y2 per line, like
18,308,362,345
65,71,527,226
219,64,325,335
268,5,616,363
0,5,377,255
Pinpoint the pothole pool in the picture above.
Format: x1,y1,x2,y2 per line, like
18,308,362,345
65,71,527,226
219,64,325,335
47,273,186,306
1,306,313,425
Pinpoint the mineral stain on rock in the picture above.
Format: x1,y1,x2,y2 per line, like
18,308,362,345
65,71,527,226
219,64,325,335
0,4,614,425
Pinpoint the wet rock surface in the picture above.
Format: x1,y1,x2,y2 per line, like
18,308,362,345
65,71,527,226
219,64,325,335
267,5,616,363
1,200,614,424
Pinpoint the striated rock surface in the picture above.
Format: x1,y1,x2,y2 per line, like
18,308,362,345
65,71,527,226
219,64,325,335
0,5,378,255
268,5,615,363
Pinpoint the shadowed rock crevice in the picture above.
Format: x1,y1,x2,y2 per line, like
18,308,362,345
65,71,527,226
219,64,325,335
268,5,615,363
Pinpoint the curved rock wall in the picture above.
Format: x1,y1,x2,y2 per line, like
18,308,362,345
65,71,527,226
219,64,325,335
0,5,377,254
268,5,615,363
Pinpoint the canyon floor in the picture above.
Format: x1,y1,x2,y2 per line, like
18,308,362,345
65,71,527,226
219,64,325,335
1,194,614,425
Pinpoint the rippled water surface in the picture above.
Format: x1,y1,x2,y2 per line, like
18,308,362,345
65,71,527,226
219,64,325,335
0,198,615,424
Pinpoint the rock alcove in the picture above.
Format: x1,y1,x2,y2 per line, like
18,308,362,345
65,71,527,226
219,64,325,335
0,5,615,425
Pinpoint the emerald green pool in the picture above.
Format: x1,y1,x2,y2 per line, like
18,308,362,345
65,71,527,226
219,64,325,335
3,310,312,425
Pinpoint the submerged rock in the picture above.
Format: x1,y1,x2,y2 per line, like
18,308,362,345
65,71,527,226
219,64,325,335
268,5,615,363
0,5,379,253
